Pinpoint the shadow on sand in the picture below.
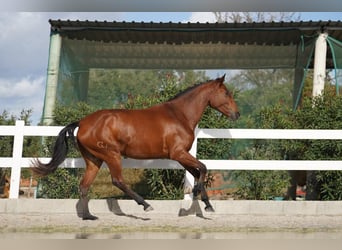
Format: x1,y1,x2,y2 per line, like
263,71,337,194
75,198,150,221
178,199,211,220
75,198,211,220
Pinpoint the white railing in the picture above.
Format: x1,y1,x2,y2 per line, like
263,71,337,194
1,120,342,199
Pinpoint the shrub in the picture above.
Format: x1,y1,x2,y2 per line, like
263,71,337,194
232,88,342,200
232,170,290,200
37,168,81,199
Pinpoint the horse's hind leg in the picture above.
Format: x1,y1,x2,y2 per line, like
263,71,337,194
112,175,153,212
106,155,153,212
79,156,102,220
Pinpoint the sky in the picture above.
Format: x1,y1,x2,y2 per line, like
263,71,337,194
0,12,341,125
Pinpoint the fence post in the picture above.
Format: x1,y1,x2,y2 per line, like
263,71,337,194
9,120,25,199
183,126,199,200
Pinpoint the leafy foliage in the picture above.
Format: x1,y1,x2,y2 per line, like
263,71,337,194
293,89,342,200
145,169,185,200
316,171,342,200
231,109,291,200
232,170,290,200
87,69,162,109
37,168,80,199
232,85,342,200
213,12,300,23
52,102,96,126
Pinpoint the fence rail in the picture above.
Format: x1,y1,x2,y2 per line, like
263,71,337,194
1,120,342,199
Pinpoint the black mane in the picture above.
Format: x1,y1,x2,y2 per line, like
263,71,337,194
168,81,209,101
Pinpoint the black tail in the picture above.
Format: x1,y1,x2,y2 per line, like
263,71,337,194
31,121,79,177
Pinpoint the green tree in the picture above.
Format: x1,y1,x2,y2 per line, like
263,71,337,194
213,12,300,129
291,88,342,200
208,12,306,200
233,85,342,200
87,69,162,109
213,12,300,23
37,167,81,199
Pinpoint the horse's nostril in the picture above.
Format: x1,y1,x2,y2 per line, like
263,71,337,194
236,112,240,119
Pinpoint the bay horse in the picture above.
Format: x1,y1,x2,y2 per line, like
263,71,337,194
31,75,240,220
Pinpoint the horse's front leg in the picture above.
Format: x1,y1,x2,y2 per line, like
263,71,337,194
172,151,214,212
194,178,214,212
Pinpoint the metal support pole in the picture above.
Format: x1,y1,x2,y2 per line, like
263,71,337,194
308,32,328,200
312,33,328,97
42,32,62,125
293,67,304,109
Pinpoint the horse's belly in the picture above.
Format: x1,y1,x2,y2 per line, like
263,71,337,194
123,147,168,159
122,139,169,159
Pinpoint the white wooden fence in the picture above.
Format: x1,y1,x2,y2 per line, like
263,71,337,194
1,120,342,199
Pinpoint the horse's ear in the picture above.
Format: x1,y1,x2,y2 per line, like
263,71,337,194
215,74,226,83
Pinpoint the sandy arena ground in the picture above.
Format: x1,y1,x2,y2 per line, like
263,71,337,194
1,211,342,239
1,199,342,238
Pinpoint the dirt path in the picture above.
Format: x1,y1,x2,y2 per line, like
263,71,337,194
1,212,342,235
1,199,342,238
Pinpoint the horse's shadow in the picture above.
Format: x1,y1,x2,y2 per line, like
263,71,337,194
178,199,211,220
105,198,151,220
75,198,150,221
75,198,211,220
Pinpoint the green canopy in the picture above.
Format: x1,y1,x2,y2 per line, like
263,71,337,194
42,20,342,124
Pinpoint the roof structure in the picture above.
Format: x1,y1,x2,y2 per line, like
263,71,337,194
42,20,342,124
49,19,342,70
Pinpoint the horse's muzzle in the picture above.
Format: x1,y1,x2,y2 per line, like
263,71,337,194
231,111,240,121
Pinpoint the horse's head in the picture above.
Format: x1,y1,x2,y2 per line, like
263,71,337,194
208,75,240,121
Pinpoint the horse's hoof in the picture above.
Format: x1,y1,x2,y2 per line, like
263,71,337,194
144,205,154,212
205,205,215,212
82,214,99,220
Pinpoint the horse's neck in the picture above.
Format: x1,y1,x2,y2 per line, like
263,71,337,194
169,84,212,130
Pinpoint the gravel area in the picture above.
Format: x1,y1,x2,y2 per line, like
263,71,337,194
1,211,342,236
1,199,342,238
